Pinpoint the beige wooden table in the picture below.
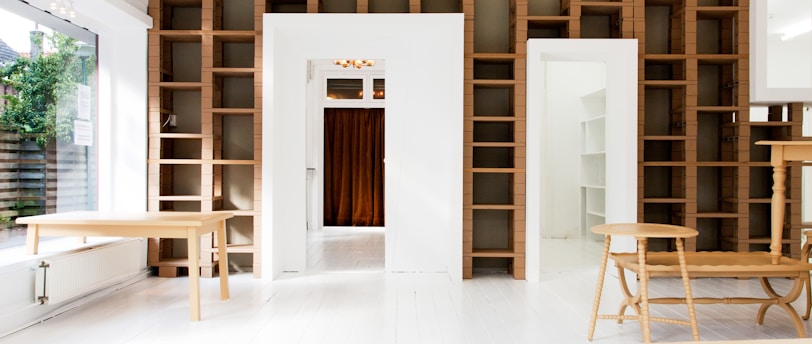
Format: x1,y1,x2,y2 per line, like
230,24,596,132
756,141,812,264
18,211,233,321
758,141,812,322
588,223,700,343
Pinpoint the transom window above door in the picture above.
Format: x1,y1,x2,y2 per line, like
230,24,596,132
322,61,384,106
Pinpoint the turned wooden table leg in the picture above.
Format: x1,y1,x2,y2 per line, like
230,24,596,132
588,234,612,341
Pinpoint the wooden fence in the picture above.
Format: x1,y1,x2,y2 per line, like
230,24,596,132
0,130,90,229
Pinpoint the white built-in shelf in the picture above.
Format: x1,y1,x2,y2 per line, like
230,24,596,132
580,88,607,240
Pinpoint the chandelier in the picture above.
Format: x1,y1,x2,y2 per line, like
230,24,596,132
333,59,376,69
49,0,76,18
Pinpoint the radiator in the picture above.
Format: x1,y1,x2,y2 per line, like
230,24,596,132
35,238,144,305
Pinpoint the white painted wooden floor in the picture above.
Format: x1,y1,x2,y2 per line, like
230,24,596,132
2,227,811,344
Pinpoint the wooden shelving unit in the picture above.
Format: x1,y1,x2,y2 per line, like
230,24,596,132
147,0,806,280
461,0,526,279
147,0,265,278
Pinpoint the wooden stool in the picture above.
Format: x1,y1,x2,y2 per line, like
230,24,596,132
803,228,812,320
587,223,700,343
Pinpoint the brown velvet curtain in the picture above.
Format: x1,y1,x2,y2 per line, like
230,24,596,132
323,108,384,226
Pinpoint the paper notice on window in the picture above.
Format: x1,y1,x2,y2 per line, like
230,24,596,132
77,84,91,120
74,120,92,146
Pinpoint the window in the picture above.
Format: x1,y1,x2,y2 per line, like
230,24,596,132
323,74,385,105
0,6,98,250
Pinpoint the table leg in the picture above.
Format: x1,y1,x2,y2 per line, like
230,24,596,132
217,220,230,300
26,224,40,254
638,238,651,344
802,239,811,320
769,163,786,265
588,234,611,341
676,237,699,341
188,228,201,321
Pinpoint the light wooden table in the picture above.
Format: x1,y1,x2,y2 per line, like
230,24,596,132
18,211,233,321
588,223,700,343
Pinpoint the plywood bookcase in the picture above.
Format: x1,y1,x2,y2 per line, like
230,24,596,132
148,0,806,280
147,0,264,278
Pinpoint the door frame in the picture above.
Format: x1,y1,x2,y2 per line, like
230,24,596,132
307,60,386,233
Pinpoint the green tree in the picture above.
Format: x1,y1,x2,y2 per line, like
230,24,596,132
0,32,89,147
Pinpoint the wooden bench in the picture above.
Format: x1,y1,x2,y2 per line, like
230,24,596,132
593,141,812,341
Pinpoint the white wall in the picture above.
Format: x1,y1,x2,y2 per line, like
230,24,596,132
263,14,463,279
751,0,812,102
526,39,638,282
0,0,150,337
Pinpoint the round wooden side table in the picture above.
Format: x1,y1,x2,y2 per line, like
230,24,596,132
587,223,700,343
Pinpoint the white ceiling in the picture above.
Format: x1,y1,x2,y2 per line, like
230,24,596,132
767,0,812,34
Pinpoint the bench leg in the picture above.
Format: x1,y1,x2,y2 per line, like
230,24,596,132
757,277,807,338
615,263,640,324
802,240,811,320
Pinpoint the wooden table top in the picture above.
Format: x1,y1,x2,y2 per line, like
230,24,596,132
591,223,698,239
16,211,233,227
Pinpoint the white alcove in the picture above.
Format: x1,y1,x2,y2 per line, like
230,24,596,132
526,39,638,282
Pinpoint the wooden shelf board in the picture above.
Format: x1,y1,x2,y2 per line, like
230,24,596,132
472,80,517,86
469,53,517,61
148,159,205,165
642,135,689,141
641,80,689,87
644,54,688,62
747,162,772,167
211,30,256,39
470,204,520,210
748,121,799,127
693,161,743,167
148,159,258,165
469,168,525,173
747,198,772,204
525,15,576,24
150,133,208,139
471,249,515,258
209,68,258,77
696,106,747,112
149,195,208,201
696,7,741,19
472,142,517,148
722,237,800,245
695,212,740,218
154,82,203,90
468,116,519,122
211,32,255,43
214,160,257,165
151,30,203,42
212,108,257,115
641,198,689,203
640,161,689,167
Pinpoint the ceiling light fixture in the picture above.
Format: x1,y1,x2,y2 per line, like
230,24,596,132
333,59,376,69
49,0,76,18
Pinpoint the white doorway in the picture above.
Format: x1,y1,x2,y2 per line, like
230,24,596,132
262,14,464,279
525,39,639,282
306,60,386,272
